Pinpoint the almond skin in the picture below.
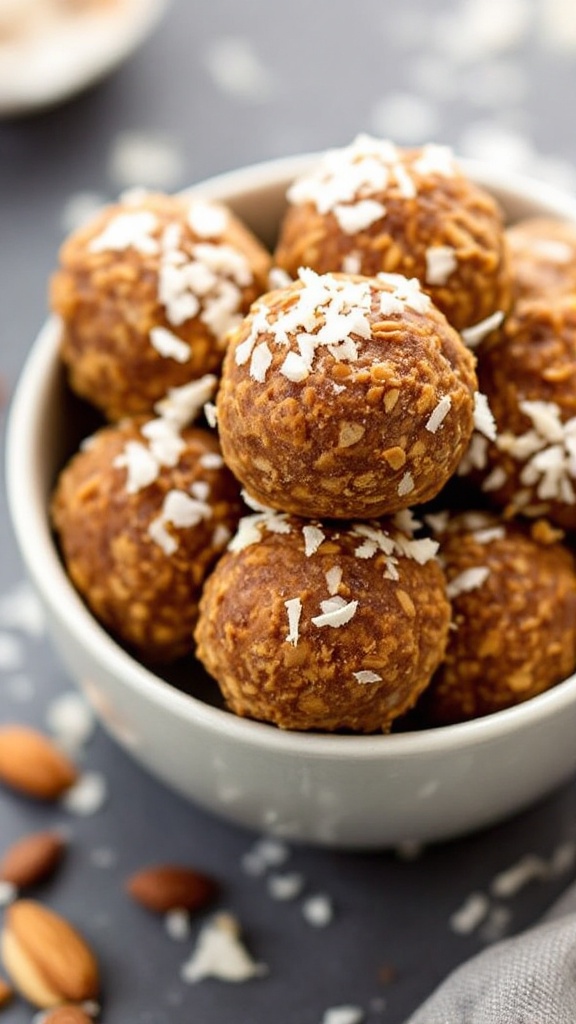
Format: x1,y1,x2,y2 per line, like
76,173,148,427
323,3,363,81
0,726,78,801
0,977,13,1008
0,831,66,889
126,864,219,913
42,1007,93,1024
1,900,99,1008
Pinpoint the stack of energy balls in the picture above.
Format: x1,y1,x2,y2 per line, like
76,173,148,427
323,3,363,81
50,136,576,733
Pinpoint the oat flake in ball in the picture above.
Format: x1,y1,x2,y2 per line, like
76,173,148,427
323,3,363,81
195,511,450,733
216,268,479,519
422,512,576,725
51,409,243,663
274,135,511,332
51,192,272,421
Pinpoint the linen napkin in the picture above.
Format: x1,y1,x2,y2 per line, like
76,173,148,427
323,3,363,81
405,885,576,1022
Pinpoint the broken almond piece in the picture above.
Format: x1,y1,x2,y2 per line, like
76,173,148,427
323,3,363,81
0,726,78,800
126,864,219,913
0,831,66,889
1,900,99,1008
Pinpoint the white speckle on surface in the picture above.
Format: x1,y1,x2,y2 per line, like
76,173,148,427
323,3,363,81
370,92,440,145
108,130,184,189
398,471,415,497
241,837,290,876
325,566,343,595
0,881,17,907
188,200,229,239
303,524,325,557
302,894,334,928
490,854,549,898
449,891,490,934
204,401,218,428
249,341,273,382
165,909,192,942
181,912,268,983
61,190,107,233
46,690,95,754
204,35,276,101
61,771,107,816
90,846,118,869
0,582,44,635
148,490,212,556
149,325,192,363
333,198,386,234
267,872,305,901
322,1007,365,1024
0,631,24,671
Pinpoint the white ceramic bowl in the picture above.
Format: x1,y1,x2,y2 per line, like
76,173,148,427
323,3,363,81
7,154,576,850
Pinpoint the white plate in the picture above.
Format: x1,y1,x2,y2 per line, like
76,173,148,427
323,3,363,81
0,0,168,117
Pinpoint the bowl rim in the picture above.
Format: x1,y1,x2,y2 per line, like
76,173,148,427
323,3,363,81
7,151,576,762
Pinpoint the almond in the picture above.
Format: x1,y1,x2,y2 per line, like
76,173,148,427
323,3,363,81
42,1007,93,1024
126,864,219,913
1,900,99,1008
0,978,13,1008
0,831,66,889
0,726,78,801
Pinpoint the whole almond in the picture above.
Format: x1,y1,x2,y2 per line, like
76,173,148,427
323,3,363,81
0,831,66,889
1,900,99,1008
0,978,13,1007
42,1007,93,1024
126,864,219,913
0,726,78,800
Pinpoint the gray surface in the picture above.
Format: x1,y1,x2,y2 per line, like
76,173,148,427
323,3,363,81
2,1,576,1021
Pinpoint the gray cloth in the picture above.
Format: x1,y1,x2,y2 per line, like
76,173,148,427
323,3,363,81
405,895,576,1023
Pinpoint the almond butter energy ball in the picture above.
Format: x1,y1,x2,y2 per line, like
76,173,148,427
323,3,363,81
274,135,511,332
195,511,450,732
507,216,576,305
468,296,576,528
422,513,576,724
51,192,272,421
51,411,243,663
216,269,479,519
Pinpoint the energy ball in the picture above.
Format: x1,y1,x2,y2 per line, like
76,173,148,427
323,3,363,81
51,191,272,421
274,135,511,332
51,412,243,663
422,512,576,724
507,216,576,304
467,296,576,528
216,269,479,519
195,511,450,732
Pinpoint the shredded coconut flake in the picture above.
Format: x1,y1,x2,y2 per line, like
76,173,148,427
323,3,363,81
200,452,224,470
311,600,358,628
89,210,159,254
181,913,267,983
473,391,497,441
449,892,490,935
398,471,415,496
446,566,490,600
302,894,334,928
425,245,457,285
461,310,505,349
149,326,191,363
284,598,303,647
155,375,217,428
188,200,228,238
250,341,273,382
353,670,383,684
325,565,343,595
426,394,452,433
148,490,212,555
333,198,386,234
303,524,325,556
